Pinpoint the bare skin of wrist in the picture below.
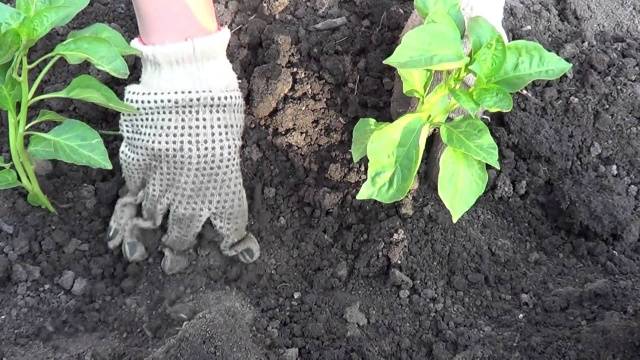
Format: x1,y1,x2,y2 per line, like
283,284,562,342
132,0,219,45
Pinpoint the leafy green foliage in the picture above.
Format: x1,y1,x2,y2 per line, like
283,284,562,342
33,109,66,124
16,0,89,46
54,36,130,78
467,16,502,53
489,40,572,92
398,69,432,98
472,84,512,112
352,118,388,163
0,4,24,32
0,1,137,211
0,63,20,112
414,0,465,35
0,29,20,64
0,169,20,190
384,20,466,70
67,23,141,56
28,119,112,169
353,0,572,222
468,35,506,81
47,75,137,112
357,113,431,203
438,147,488,222
440,116,500,169
449,87,479,114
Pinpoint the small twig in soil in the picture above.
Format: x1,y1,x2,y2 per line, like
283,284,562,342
519,89,544,106
376,11,388,33
99,130,122,136
231,14,257,33
54,202,73,209
354,74,360,96
310,17,348,31
334,36,349,45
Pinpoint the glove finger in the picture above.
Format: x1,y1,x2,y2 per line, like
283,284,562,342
107,194,141,249
161,248,190,275
230,233,260,263
120,217,156,262
162,209,209,252
211,183,260,262
140,184,169,227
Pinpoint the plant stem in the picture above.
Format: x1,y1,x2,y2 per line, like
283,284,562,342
28,93,55,106
28,55,60,101
5,56,30,190
7,110,31,191
28,53,56,69
17,56,54,212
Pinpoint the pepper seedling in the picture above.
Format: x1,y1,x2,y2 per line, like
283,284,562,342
352,0,571,222
0,0,139,212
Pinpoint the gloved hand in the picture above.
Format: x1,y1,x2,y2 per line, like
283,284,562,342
107,28,260,274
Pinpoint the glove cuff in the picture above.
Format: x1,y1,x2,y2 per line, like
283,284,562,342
130,28,239,92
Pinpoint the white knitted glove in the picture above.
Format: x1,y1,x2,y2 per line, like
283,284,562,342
107,29,260,274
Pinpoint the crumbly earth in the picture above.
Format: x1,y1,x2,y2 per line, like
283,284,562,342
1,0,640,359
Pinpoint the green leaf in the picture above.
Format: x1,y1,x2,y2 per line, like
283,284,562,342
467,16,502,54
54,36,129,78
0,29,21,65
0,168,21,190
0,62,11,85
449,87,479,114
28,119,112,169
414,0,465,35
420,83,450,123
440,116,500,169
17,0,89,45
68,23,140,56
438,146,488,222
489,40,572,92
472,84,513,112
0,3,23,28
34,109,65,123
0,82,20,112
0,3,24,33
0,62,20,112
352,118,389,163
47,75,136,112
469,34,506,81
398,69,433,98
357,113,431,203
15,0,33,13
28,109,65,128
384,21,466,70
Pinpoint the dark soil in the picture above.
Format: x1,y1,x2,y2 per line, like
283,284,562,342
2,0,640,359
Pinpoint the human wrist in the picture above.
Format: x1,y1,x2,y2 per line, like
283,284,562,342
128,28,238,92
132,0,220,45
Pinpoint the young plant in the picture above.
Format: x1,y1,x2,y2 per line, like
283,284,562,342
0,0,138,212
352,0,571,222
